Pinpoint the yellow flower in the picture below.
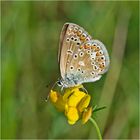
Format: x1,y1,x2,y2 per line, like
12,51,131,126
49,85,92,125
82,107,92,124
49,90,65,111
64,89,86,107
49,90,58,103
66,107,79,125
77,94,91,112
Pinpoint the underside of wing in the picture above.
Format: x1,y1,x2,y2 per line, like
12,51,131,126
58,23,92,79
58,23,110,87
65,39,110,86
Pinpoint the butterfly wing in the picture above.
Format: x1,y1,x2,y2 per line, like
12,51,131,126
66,39,110,85
58,23,110,87
58,23,92,80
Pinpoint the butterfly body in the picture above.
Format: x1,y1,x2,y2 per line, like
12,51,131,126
58,23,110,88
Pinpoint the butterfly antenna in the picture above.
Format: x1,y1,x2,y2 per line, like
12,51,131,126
45,94,49,102
51,81,59,90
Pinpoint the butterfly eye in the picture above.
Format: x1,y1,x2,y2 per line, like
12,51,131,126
57,81,62,86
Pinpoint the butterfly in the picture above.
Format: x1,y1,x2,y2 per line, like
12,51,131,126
57,23,110,88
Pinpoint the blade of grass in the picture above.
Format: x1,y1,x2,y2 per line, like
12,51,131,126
98,10,131,134
89,9,131,139
93,106,106,113
104,100,129,138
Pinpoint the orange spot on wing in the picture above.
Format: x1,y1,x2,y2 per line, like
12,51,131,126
80,34,87,40
99,63,105,69
91,45,96,50
77,30,82,36
96,52,101,56
95,48,100,51
84,44,90,49
79,45,83,49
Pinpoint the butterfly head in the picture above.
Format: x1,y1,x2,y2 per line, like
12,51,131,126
57,78,70,88
57,76,82,88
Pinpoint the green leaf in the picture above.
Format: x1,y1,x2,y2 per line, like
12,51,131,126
93,106,107,113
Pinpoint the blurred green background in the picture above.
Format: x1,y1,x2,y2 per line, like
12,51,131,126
1,1,139,139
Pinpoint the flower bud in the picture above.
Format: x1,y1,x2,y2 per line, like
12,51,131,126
82,107,92,124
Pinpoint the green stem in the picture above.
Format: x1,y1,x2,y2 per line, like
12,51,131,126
89,117,102,140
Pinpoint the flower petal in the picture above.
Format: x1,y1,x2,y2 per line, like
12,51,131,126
68,91,86,107
55,96,66,111
82,107,92,124
77,94,91,112
49,90,59,103
49,90,66,111
63,85,84,102
66,107,79,125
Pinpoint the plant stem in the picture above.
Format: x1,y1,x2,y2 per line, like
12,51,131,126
89,117,102,140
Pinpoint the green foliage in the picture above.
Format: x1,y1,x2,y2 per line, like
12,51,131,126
1,1,139,139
